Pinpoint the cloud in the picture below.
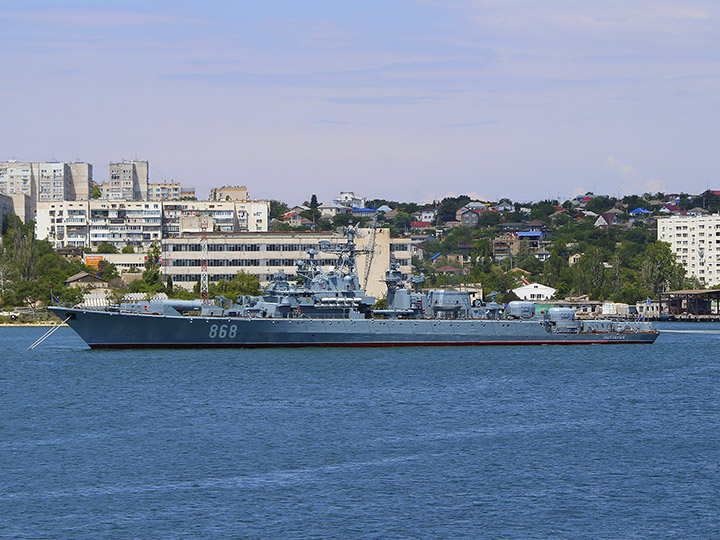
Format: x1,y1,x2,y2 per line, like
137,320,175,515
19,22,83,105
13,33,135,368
440,120,497,128
605,156,668,195
327,96,438,106
0,10,201,27
312,120,352,125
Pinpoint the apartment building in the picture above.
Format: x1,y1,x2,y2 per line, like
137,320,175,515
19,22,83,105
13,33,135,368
0,193,32,224
36,199,270,251
162,200,269,236
0,193,12,227
162,228,412,298
36,200,163,250
492,234,520,260
657,214,720,286
0,161,93,219
210,186,248,201
99,160,149,200
147,182,197,201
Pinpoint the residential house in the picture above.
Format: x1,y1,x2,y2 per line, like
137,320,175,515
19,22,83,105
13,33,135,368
410,221,433,230
512,282,557,301
64,272,108,289
458,208,482,227
594,212,621,228
318,202,348,218
334,191,366,209
435,265,463,275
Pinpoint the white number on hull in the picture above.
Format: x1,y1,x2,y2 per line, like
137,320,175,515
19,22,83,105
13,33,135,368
209,324,237,339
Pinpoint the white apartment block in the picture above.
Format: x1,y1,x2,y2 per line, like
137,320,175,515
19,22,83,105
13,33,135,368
162,200,269,236
36,200,163,250
657,214,720,286
36,199,270,251
162,229,412,298
0,161,92,219
100,160,149,200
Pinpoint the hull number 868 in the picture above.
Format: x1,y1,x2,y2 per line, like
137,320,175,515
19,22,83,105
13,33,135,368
209,324,237,339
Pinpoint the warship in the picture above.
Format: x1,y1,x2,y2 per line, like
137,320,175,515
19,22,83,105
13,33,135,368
50,227,658,348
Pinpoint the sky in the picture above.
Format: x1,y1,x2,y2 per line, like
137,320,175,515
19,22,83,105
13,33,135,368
1,0,719,204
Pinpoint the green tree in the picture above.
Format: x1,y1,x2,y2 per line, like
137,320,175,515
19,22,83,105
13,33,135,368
269,200,289,220
97,260,120,282
91,183,102,199
573,246,608,299
96,242,118,254
639,242,686,296
141,242,162,290
121,245,134,254
196,271,261,298
584,196,615,214
393,211,412,231
307,194,321,223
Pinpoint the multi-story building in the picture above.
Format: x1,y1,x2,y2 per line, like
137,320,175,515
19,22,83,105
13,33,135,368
0,193,32,224
210,186,248,201
100,160,149,200
492,234,519,260
36,200,162,250
162,200,270,236
657,214,720,286
36,199,270,251
0,161,93,220
0,193,13,227
162,228,412,298
147,182,194,201
148,182,181,201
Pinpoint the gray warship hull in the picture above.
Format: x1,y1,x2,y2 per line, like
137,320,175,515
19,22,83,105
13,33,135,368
50,307,659,348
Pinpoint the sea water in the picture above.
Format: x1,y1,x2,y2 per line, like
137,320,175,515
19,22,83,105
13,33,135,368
1,323,718,539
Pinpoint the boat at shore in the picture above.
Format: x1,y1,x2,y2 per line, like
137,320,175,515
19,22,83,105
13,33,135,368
50,227,658,348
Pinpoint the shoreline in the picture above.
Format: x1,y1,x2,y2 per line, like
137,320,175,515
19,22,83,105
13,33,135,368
0,323,67,327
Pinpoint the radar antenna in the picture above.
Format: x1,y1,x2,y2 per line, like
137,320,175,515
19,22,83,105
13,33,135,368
200,218,209,303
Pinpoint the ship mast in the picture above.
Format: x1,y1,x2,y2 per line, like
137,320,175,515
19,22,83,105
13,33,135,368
200,218,209,303
363,214,378,289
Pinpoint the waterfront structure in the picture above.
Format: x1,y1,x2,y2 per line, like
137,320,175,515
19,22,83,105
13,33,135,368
100,160,149,200
36,199,270,251
657,214,720,286
162,228,412,298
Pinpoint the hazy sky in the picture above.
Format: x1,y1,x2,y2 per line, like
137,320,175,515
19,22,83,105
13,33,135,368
2,1,719,204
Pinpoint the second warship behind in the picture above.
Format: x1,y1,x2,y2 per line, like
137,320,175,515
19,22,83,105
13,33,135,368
51,226,659,348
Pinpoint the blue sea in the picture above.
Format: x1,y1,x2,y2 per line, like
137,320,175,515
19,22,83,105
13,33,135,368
1,323,719,539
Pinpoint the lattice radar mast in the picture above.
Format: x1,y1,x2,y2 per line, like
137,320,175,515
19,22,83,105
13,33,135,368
200,218,209,303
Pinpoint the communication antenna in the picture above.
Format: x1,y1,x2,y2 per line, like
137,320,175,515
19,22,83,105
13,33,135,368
200,218,209,303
